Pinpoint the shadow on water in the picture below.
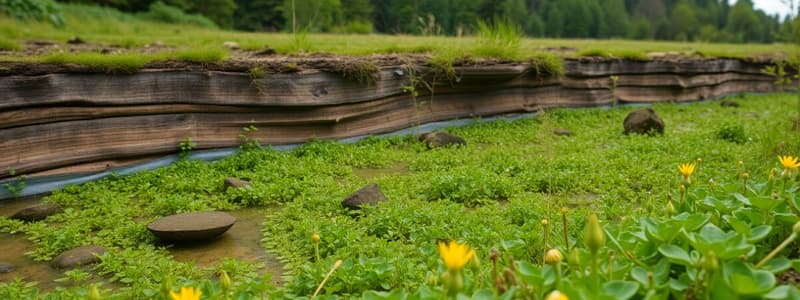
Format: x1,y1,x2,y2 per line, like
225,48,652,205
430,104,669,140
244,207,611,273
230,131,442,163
165,207,285,285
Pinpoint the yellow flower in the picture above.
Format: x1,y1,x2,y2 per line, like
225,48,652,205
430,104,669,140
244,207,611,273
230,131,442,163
545,290,569,300
438,240,475,271
779,155,800,170
170,287,201,300
678,162,696,178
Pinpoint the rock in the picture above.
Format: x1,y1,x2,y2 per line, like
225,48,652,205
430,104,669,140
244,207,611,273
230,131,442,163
419,132,467,148
224,177,251,190
623,108,664,135
342,184,387,210
223,41,240,50
744,112,760,119
10,203,63,222
51,245,106,268
67,37,85,44
0,262,14,273
553,128,574,137
148,211,236,243
254,47,277,56
720,100,740,107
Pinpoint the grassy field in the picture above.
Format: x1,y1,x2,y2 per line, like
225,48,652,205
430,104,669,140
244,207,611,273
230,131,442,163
0,3,796,71
1,93,799,299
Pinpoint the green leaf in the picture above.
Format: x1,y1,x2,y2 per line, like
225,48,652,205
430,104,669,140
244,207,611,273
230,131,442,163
723,260,776,296
761,257,792,274
658,244,693,266
765,285,800,300
602,280,638,300
470,289,495,300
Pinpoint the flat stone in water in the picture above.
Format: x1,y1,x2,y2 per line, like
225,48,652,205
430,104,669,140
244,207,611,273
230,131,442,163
51,245,106,269
148,212,236,243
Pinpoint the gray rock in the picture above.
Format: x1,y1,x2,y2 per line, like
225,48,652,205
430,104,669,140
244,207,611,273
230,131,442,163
51,245,106,269
342,184,387,210
148,212,236,243
553,128,574,136
623,108,664,135
0,262,14,273
224,177,251,190
419,132,466,148
720,100,740,107
11,203,63,222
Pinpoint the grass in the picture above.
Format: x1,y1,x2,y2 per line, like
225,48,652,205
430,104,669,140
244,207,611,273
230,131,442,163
0,3,794,73
0,93,798,298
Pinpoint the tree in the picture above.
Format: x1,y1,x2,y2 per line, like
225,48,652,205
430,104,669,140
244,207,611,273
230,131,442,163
233,0,284,31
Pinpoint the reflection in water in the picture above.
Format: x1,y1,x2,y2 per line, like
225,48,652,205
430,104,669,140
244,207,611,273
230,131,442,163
165,208,284,284
0,233,67,290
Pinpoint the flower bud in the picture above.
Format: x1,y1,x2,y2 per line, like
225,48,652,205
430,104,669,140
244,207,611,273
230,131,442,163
541,219,549,226
666,199,676,216
742,172,749,180
88,285,101,300
704,251,718,271
544,249,563,265
220,270,232,291
679,184,686,195
561,207,568,215
583,214,605,254
312,233,321,243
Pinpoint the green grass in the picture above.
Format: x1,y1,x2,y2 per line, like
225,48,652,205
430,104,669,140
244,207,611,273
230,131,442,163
577,48,650,60
0,93,798,298
0,3,794,73
0,37,19,51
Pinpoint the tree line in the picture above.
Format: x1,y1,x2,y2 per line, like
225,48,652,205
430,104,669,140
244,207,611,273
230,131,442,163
60,0,798,43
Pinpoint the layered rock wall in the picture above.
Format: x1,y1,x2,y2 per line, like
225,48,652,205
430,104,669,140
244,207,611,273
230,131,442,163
0,58,785,179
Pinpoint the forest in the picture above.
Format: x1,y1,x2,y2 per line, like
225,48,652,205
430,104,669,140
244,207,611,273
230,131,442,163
58,0,797,43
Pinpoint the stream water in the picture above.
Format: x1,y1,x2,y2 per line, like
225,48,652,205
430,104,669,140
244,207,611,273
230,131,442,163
0,197,284,290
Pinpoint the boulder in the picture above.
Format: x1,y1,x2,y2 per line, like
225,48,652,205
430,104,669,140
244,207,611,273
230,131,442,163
623,108,664,135
51,245,106,269
553,128,574,137
342,184,387,210
419,132,467,148
10,203,63,222
148,211,236,243
720,100,740,107
0,262,14,273
224,177,251,190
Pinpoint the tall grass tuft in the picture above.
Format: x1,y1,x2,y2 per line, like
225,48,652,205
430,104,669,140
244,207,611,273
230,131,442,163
473,19,523,60
0,37,20,51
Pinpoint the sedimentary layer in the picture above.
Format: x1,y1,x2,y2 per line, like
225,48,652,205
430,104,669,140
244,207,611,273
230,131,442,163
0,57,789,179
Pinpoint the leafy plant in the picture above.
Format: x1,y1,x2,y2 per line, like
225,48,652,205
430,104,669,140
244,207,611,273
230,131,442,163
715,122,747,144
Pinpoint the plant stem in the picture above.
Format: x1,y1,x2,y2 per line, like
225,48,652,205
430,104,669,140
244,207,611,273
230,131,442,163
312,260,343,298
756,232,797,268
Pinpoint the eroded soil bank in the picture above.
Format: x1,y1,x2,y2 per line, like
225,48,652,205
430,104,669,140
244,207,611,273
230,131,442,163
0,56,793,181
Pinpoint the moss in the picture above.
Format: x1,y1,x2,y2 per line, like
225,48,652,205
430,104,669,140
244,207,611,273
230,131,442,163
529,52,565,78
42,52,152,72
339,60,381,85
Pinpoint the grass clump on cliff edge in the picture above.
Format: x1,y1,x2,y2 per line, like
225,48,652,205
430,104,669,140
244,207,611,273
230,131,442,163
0,37,19,51
41,48,227,72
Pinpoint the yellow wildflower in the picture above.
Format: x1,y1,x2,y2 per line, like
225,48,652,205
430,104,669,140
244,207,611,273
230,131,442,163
678,162,696,179
438,240,475,271
779,155,800,170
170,287,202,300
545,290,569,300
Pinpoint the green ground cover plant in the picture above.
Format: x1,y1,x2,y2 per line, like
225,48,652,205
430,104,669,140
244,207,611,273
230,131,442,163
0,93,799,299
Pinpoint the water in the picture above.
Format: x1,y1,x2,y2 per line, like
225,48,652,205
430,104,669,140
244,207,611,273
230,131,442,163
166,208,285,284
0,198,285,289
